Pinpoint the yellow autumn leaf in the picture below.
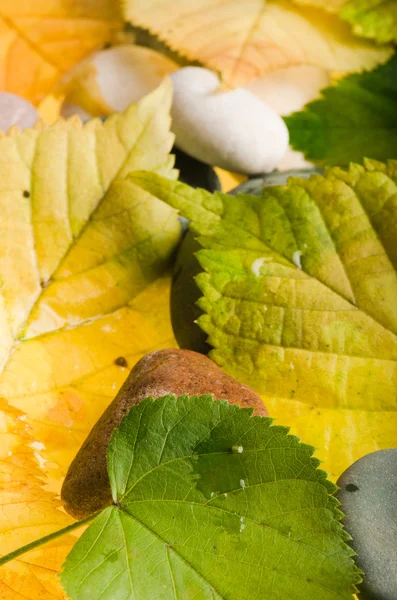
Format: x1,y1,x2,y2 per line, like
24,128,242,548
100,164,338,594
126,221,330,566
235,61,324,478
0,402,75,599
291,0,346,11
0,78,179,478
0,0,122,105
0,79,182,597
122,0,392,87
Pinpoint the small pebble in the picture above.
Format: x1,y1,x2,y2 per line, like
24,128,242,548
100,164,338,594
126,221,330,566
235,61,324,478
62,348,267,519
0,93,39,132
62,45,178,118
229,168,323,197
170,67,289,174
336,449,397,600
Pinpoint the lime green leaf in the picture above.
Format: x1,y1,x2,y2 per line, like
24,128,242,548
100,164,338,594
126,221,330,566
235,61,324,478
341,0,397,44
284,54,397,166
129,163,397,479
61,394,360,600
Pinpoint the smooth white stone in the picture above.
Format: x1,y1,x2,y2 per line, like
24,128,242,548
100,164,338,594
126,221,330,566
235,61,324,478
92,45,178,112
170,67,289,174
0,93,39,132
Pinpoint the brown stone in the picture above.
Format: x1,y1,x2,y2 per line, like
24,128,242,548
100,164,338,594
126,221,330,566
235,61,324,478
61,348,267,519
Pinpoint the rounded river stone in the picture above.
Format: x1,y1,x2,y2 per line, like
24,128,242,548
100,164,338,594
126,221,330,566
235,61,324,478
62,348,267,519
336,449,397,600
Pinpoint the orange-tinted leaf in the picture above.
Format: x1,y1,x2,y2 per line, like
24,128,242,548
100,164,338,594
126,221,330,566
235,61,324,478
123,0,392,86
0,0,122,104
0,402,75,599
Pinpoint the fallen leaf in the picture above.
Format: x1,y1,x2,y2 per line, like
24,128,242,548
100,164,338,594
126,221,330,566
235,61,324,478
0,79,180,484
285,54,397,166
0,401,75,599
62,394,360,600
123,0,392,87
0,0,122,105
292,0,397,44
129,160,397,480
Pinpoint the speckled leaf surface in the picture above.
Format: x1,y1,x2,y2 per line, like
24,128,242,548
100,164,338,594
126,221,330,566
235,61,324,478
61,394,360,600
130,160,397,479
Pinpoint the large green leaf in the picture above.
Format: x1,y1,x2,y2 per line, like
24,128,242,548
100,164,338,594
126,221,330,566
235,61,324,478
61,394,359,599
129,162,397,479
341,0,397,44
284,54,397,166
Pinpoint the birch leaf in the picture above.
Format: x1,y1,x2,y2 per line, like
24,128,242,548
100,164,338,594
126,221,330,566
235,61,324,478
123,0,392,86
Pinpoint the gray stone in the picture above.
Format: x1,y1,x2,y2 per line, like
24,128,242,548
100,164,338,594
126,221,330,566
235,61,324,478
336,449,397,600
229,167,323,196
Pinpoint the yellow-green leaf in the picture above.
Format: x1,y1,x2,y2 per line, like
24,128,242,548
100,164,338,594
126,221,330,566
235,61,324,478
123,0,392,87
130,160,397,480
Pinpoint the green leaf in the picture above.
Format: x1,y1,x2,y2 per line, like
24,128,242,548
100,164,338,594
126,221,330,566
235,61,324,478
129,164,397,480
284,54,397,166
341,0,397,44
61,394,359,600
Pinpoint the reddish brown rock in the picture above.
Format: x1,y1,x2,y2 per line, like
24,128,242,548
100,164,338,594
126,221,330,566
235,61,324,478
61,348,267,519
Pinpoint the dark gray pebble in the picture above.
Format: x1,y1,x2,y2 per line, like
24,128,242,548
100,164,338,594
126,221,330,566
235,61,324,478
229,167,323,196
336,449,397,600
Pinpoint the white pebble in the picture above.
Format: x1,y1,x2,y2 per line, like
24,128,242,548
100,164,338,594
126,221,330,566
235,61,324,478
171,67,289,174
62,45,178,118
0,93,39,132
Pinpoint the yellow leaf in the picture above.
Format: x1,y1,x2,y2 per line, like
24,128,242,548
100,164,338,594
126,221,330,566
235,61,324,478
0,0,122,105
0,82,181,596
123,0,392,86
0,402,75,599
291,0,346,11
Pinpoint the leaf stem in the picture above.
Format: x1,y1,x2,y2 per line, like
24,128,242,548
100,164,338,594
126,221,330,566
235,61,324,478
0,512,99,567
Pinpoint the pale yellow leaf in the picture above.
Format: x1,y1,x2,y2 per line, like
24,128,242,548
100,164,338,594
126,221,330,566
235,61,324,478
123,0,392,86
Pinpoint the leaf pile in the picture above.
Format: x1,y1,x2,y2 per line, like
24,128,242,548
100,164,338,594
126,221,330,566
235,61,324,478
62,394,360,600
131,159,397,479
